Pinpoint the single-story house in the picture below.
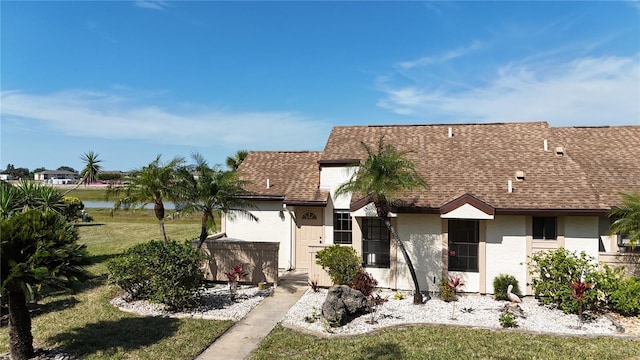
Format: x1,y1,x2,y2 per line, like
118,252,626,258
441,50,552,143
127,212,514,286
34,170,79,181
223,122,640,295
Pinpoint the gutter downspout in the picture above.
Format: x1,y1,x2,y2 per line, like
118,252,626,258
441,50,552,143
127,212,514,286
284,204,296,270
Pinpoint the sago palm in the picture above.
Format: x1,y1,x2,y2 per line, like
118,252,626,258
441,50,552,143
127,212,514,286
335,136,429,305
108,155,184,246
175,152,258,248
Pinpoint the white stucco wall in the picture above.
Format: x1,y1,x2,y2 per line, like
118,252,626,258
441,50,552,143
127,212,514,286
564,216,600,263
485,216,527,294
320,166,358,244
225,201,293,269
395,214,443,292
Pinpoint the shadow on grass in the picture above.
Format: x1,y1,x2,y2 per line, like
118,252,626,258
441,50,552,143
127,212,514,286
87,253,118,266
48,316,180,357
73,223,105,227
355,342,402,360
28,297,80,321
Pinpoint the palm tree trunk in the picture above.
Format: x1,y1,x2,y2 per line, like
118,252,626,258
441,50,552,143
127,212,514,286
383,218,427,304
154,202,168,246
7,285,34,360
60,175,87,196
197,212,209,249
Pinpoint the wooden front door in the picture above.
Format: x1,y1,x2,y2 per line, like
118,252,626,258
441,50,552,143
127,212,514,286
295,208,323,269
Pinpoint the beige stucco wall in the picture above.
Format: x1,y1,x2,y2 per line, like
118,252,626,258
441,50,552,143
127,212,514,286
564,216,600,262
485,215,528,294
320,166,357,245
225,201,293,270
394,214,443,292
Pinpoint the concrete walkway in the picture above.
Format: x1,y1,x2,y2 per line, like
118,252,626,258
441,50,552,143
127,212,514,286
196,270,308,360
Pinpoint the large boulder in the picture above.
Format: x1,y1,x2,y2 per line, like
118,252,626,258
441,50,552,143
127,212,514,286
321,285,369,327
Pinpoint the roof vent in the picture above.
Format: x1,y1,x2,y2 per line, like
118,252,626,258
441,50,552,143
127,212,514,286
448,127,453,138
266,178,271,189
543,139,548,151
555,146,565,156
515,171,525,181
507,179,513,193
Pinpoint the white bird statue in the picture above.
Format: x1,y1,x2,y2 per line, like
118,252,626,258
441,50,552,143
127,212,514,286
507,284,522,303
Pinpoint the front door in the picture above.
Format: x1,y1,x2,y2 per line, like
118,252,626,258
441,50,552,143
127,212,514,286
295,208,323,269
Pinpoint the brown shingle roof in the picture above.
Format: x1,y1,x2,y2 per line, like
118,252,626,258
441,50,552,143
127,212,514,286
322,122,640,212
237,151,328,205
552,126,640,207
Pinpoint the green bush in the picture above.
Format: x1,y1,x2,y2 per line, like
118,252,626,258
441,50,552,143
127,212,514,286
439,278,456,302
527,248,599,314
499,313,518,328
107,240,206,310
493,274,521,301
315,245,360,285
609,277,640,316
61,196,85,222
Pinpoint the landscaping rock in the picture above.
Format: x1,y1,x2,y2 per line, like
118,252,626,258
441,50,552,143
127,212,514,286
321,285,369,327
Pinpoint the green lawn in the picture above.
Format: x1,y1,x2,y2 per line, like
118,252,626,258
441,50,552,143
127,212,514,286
0,210,231,359
251,325,640,360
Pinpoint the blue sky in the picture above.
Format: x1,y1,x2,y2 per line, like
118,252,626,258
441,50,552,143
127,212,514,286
1,1,639,172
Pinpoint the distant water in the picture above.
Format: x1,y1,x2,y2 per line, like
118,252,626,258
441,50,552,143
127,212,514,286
83,200,176,209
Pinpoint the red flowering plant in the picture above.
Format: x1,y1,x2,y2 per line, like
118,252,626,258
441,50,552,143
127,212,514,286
224,264,247,298
447,276,464,320
569,279,593,325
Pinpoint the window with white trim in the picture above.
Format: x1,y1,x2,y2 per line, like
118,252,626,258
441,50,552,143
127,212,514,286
333,210,352,244
362,218,390,268
448,220,479,272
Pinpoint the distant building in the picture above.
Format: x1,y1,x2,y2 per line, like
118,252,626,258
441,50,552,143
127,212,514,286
34,170,79,182
0,174,13,181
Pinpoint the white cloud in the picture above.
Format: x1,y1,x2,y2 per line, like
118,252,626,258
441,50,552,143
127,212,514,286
134,0,168,10
399,41,486,69
377,55,640,126
0,90,331,151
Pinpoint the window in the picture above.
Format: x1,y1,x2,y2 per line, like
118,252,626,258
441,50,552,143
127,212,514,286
301,211,317,220
533,217,557,240
333,210,352,244
362,218,390,268
448,220,479,272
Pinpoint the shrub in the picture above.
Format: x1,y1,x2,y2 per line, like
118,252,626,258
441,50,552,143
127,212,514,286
315,245,360,285
609,277,640,316
493,274,521,301
351,268,378,296
439,278,456,302
594,263,625,306
499,313,518,328
61,196,85,222
527,248,599,314
107,240,206,310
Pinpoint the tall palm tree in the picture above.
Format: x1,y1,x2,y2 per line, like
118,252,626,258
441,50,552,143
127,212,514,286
175,152,258,248
61,151,103,196
610,191,640,246
107,155,184,246
225,149,249,171
335,137,429,305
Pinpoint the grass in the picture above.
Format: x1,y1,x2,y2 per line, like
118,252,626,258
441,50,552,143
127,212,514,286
251,325,640,360
64,188,111,201
0,208,231,359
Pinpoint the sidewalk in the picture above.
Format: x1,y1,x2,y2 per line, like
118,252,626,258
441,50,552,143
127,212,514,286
196,270,308,360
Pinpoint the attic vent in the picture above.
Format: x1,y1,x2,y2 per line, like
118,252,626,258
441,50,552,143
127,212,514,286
555,146,565,156
448,127,453,138
515,171,525,181
266,178,271,189
543,139,548,151
507,179,513,193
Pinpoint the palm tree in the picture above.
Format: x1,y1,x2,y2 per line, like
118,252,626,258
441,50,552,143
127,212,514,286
225,149,249,171
61,151,103,196
610,191,640,246
107,155,184,246
335,137,429,305
1,209,89,360
175,152,258,248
